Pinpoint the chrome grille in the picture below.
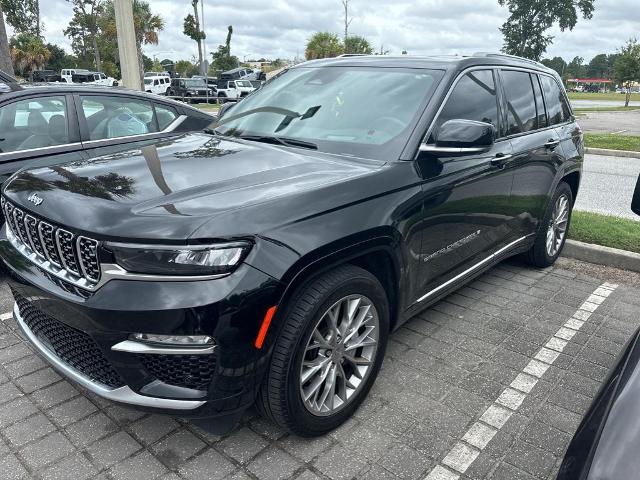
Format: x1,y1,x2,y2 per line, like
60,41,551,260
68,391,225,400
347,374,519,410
2,197,101,285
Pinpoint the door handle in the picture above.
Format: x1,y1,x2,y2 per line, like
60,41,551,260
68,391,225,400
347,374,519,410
491,153,513,167
544,139,560,149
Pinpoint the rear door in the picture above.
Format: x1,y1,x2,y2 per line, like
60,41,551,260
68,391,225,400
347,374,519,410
413,68,516,303
502,69,565,237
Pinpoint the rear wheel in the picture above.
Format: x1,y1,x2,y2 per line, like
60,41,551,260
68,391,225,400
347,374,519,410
256,265,389,437
525,181,573,267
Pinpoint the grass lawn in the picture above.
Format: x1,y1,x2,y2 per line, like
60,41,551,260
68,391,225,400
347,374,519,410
193,103,222,114
584,133,640,152
568,92,640,102
574,106,640,113
569,211,640,254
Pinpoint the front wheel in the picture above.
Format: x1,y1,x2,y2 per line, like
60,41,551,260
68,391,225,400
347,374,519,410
525,181,573,267
256,265,389,437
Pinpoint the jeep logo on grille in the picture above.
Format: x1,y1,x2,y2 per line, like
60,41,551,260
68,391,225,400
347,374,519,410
27,193,43,206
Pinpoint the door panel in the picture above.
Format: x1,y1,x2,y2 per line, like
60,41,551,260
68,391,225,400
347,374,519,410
414,141,515,301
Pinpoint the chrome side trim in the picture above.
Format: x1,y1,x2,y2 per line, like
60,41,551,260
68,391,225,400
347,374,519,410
415,235,532,304
419,145,488,154
13,303,205,410
0,142,83,160
111,340,216,355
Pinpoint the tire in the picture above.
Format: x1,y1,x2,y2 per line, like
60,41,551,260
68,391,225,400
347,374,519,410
256,265,389,437
524,181,573,268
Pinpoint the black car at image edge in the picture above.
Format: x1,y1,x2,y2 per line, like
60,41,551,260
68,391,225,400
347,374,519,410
0,53,583,436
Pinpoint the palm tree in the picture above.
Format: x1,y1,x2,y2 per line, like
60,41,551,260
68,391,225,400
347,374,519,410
9,33,50,77
101,0,164,81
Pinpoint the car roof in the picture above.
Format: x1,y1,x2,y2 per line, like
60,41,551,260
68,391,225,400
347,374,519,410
0,83,207,113
294,53,557,76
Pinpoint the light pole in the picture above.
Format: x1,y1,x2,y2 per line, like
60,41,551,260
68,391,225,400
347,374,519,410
114,0,140,90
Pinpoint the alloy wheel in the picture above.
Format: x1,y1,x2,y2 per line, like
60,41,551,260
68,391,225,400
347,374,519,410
299,294,379,416
546,193,570,257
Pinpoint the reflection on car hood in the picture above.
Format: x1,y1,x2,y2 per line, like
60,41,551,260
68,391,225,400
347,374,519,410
2,132,385,241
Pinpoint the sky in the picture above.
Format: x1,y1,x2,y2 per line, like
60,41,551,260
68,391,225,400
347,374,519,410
7,0,640,64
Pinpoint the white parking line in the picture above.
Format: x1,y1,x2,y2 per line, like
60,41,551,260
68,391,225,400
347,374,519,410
424,282,618,480
0,312,12,321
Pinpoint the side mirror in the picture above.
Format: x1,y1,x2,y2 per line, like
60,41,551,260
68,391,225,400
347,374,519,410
217,102,235,119
632,174,640,216
420,119,495,154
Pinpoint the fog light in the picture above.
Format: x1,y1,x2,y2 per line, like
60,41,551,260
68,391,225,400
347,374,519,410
131,333,214,346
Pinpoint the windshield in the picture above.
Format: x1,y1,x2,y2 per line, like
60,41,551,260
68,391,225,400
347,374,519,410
214,66,443,160
185,79,205,87
144,78,153,84
236,80,252,87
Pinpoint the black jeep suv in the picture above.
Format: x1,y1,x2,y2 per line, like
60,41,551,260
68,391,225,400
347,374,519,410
0,54,582,436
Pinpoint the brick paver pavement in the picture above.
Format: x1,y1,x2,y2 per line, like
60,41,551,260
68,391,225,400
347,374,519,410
1,258,639,480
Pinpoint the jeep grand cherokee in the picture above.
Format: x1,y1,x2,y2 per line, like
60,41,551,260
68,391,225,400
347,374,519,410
0,54,582,436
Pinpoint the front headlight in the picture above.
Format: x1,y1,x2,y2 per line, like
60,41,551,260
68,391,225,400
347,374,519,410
107,242,250,276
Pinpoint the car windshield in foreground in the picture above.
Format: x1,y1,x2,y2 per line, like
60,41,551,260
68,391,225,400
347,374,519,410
213,66,443,160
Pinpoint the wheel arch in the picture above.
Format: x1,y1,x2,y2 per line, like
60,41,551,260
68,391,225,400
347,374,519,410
273,234,404,335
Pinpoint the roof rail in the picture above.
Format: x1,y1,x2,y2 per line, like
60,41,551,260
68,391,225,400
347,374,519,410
473,52,546,68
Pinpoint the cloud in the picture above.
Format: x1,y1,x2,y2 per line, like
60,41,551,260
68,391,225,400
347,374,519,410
7,0,640,63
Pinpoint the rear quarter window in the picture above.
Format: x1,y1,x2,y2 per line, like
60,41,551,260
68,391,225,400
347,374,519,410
540,75,571,125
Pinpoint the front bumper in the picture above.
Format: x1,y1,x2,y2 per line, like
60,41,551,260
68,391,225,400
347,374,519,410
2,232,284,419
13,302,204,410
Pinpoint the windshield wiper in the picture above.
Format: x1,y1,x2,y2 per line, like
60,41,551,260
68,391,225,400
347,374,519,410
238,135,318,150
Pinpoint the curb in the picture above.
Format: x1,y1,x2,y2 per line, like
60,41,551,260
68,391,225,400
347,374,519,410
562,239,640,273
585,147,640,158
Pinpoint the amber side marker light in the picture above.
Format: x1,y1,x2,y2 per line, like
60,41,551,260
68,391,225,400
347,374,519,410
255,306,277,349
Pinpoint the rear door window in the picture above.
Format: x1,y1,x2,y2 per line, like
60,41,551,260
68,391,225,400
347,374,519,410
430,69,498,142
81,95,158,140
532,74,547,128
540,75,572,125
501,70,537,135
0,96,69,153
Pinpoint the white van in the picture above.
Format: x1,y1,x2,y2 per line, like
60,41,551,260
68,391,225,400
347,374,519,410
144,75,171,95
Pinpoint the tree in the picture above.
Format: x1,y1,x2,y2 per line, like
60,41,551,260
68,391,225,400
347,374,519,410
305,32,344,60
183,0,205,75
45,43,76,72
614,39,640,107
225,25,233,58
210,44,238,73
174,59,198,77
498,0,595,61
344,35,373,55
0,0,40,36
566,56,586,78
587,54,609,78
10,32,50,77
341,0,352,40
64,0,104,71
100,0,164,81
0,2,14,75
541,56,567,77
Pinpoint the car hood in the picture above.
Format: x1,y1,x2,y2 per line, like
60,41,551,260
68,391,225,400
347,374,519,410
2,132,385,241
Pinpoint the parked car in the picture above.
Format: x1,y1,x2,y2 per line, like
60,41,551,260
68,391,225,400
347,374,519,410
71,71,119,87
144,75,171,95
219,67,253,81
167,77,214,103
30,70,64,83
216,79,257,101
0,83,214,186
0,54,582,436
61,68,90,83
557,174,640,480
